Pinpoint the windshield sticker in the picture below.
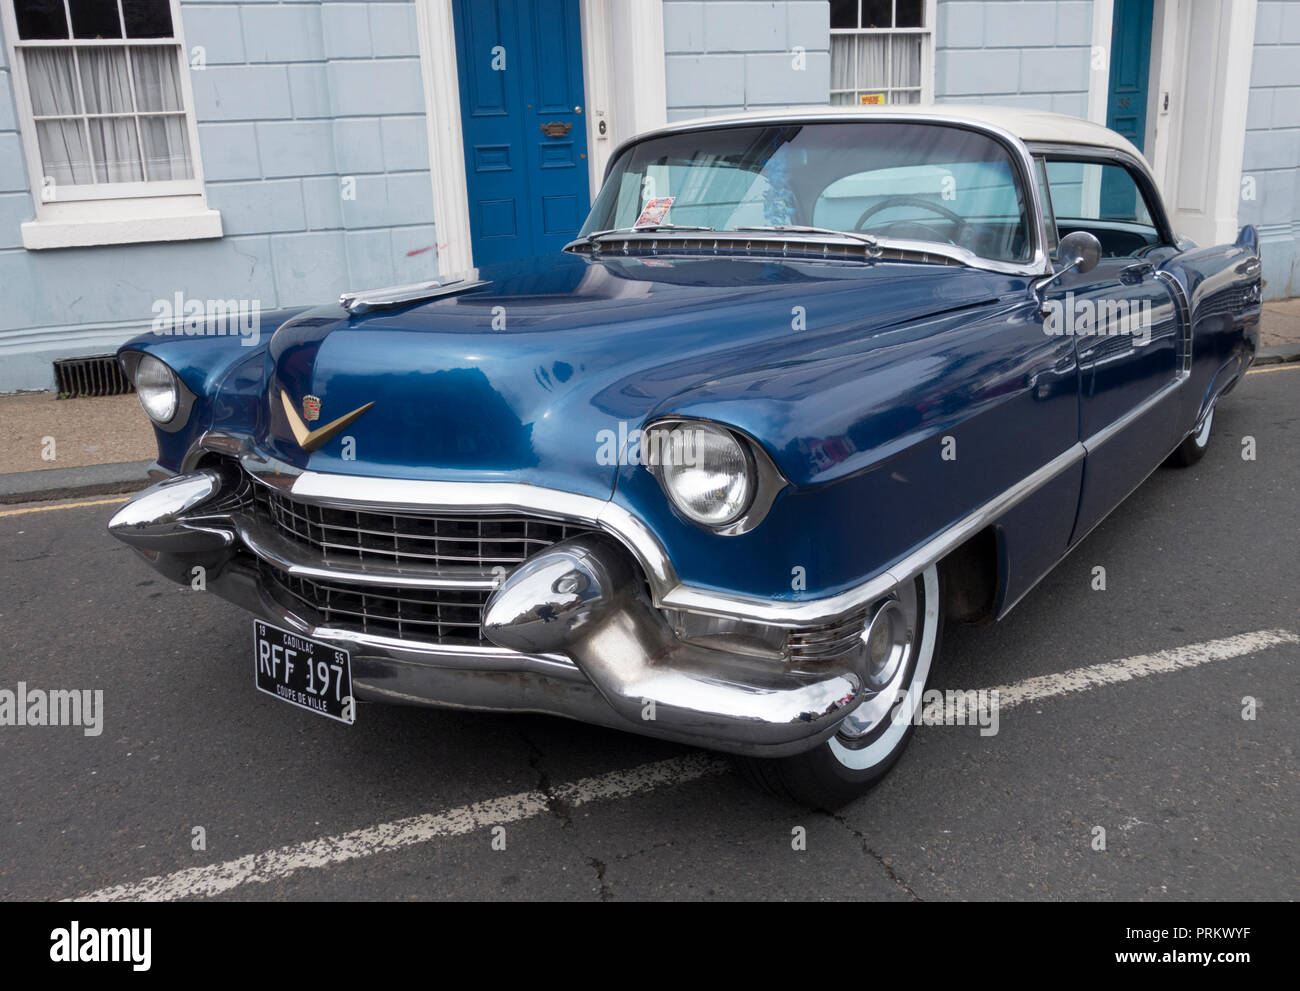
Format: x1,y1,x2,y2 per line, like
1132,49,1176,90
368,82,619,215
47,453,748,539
635,197,675,227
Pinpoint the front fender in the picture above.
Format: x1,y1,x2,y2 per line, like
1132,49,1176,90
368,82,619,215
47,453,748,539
612,295,1081,604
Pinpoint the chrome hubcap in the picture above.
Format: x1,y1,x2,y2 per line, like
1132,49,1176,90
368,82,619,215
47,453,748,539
1194,407,1214,447
862,599,908,690
837,580,919,740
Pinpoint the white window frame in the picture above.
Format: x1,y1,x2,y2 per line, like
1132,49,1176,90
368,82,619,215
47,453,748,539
1,0,221,249
829,0,936,106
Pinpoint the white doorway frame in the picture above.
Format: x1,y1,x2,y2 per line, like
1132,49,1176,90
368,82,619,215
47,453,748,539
1144,0,1256,245
414,0,667,275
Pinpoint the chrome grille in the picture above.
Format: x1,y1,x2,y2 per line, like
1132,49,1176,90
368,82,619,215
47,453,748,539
253,485,594,570
788,606,868,661
258,560,489,644
250,484,599,645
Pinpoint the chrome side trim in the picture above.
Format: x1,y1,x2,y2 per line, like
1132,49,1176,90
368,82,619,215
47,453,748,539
1081,377,1185,453
1155,270,1193,374
659,442,1088,627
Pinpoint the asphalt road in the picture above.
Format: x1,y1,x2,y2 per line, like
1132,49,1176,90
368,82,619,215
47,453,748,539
1,365,1297,902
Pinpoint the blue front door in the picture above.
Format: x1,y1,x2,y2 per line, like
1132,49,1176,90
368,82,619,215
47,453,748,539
1106,0,1153,152
453,0,591,267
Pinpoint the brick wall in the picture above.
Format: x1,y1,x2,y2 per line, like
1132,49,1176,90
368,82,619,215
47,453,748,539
662,0,831,121
1240,0,1300,299
934,0,1092,117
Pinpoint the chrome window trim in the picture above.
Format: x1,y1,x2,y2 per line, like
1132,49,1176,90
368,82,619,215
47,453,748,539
1026,141,1178,249
597,112,1053,279
186,432,1086,630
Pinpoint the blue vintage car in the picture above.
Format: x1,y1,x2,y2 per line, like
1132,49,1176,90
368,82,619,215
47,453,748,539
108,108,1261,808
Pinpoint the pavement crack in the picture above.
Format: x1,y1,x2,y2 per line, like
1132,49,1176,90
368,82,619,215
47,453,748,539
587,856,613,902
825,812,923,902
518,731,572,827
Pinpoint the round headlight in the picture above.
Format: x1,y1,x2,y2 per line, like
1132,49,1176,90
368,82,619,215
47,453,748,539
135,354,178,424
652,422,753,528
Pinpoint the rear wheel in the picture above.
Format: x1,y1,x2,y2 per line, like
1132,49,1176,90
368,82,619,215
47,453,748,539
736,564,943,810
1166,404,1215,467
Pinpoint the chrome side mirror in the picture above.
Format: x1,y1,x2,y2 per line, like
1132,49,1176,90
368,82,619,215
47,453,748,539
1033,230,1102,309
1057,230,1102,275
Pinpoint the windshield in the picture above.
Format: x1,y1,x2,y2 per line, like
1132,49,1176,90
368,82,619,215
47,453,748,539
582,121,1034,263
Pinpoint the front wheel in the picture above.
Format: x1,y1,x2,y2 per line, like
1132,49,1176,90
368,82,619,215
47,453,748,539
736,564,943,809
1166,404,1215,467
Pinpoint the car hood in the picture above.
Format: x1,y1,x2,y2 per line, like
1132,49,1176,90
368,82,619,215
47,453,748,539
255,251,1019,499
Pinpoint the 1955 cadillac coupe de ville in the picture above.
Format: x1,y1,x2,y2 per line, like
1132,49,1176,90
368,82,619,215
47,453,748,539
109,107,1261,808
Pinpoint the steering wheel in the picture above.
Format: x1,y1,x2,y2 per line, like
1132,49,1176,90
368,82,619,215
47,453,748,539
853,195,971,245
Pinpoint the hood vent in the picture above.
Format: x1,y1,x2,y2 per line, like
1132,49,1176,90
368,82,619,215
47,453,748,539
568,232,962,266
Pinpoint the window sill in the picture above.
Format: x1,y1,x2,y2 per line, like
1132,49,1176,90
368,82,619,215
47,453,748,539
21,204,223,250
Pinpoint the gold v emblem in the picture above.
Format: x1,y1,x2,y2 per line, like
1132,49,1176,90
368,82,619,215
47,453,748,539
280,391,375,453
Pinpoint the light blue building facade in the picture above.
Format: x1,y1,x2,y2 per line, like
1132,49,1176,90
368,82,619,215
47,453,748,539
0,0,1293,393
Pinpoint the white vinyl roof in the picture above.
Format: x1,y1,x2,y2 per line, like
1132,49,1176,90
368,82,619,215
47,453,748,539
648,104,1149,167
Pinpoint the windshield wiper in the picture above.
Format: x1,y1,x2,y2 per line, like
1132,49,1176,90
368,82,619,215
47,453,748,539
729,225,880,249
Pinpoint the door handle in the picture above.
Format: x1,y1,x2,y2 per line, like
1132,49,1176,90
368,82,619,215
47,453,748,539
1119,261,1154,285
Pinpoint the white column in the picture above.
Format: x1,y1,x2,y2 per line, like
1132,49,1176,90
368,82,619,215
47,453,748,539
415,0,475,275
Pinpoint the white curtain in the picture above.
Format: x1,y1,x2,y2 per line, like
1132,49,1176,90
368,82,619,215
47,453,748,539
139,115,191,179
25,49,90,185
892,35,921,89
23,43,191,185
831,36,855,92
856,35,888,93
26,49,81,115
35,120,92,185
131,47,184,112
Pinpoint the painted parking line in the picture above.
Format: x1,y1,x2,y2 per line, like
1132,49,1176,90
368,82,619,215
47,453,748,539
0,496,129,519
71,753,730,902
1246,362,1300,375
70,627,1297,902
987,628,1298,710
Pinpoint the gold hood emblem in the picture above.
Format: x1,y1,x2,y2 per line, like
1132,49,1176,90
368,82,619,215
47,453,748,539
280,391,375,453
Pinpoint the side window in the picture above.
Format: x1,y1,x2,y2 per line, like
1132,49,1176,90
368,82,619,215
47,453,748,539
1043,159,1161,258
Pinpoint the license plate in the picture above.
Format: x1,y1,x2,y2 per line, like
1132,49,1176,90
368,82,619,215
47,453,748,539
253,620,355,725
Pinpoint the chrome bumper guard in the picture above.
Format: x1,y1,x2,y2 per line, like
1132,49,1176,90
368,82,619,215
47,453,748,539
108,469,869,756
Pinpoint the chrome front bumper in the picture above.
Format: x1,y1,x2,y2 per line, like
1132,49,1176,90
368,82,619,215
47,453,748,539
108,468,871,757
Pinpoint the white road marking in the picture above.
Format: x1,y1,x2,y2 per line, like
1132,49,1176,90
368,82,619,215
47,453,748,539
69,628,1297,902
71,754,728,902
987,629,1298,711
